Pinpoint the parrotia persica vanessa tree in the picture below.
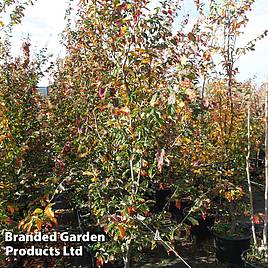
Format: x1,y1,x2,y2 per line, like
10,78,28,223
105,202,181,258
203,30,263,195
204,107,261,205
47,0,266,266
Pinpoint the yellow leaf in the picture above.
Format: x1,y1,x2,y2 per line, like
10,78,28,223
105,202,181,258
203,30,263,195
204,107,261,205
83,171,94,176
79,151,89,158
91,176,98,182
121,26,128,35
141,57,150,64
178,101,185,108
44,205,54,219
32,208,43,215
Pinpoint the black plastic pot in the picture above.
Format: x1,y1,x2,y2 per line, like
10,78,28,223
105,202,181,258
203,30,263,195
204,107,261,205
183,208,215,241
190,215,215,241
155,189,172,212
6,257,21,268
241,249,268,268
213,229,251,265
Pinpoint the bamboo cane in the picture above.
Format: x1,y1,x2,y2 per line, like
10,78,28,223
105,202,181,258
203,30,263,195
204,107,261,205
246,96,257,245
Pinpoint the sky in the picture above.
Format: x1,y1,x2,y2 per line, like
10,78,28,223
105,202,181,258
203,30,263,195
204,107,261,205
7,0,268,87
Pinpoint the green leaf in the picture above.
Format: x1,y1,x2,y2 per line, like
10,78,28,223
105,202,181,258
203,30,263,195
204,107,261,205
188,32,196,43
187,216,199,226
153,110,164,125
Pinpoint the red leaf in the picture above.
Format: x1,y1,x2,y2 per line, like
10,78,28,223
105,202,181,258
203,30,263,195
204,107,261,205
252,215,260,224
175,200,181,209
99,87,106,99
202,210,206,221
96,256,104,267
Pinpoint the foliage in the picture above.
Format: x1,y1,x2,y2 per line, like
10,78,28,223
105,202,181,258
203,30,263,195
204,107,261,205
0,0,267,267
47,0,265,266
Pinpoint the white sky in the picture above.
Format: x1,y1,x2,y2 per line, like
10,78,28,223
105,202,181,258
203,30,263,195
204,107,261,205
8,0,268,87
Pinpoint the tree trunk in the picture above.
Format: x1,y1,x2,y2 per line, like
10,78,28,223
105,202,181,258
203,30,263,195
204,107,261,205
124,239,132,268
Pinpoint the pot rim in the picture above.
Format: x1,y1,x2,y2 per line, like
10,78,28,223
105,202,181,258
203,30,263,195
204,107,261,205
241,249,266,268
212,226,251,241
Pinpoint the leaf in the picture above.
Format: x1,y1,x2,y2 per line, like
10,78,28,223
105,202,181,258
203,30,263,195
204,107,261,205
153,110,164,125
44,205,54,219
175,199,181,209
202,210,206,221
99,87,106,99
188,216,199,226
27,220,33,233
120,26,128,35
252,215,260,224
178,101,185,108
187,32,196,42
35,218,42,231
8,205,15,214
118,224,126,239
96,256,104,266
141,57,150,64
32,208,43,215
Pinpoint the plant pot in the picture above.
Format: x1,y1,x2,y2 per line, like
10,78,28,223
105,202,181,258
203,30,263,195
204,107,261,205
190,215,215,241
6,257,21,268
183,207,215,241
241,249,268,268
155,189,172,212
212,228,251,265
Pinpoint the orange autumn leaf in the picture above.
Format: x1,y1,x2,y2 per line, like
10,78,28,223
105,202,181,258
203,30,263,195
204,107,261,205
35,218,42,231
27,221,33,234
118,224,126,239
113,107,130,116
6,217,11,225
